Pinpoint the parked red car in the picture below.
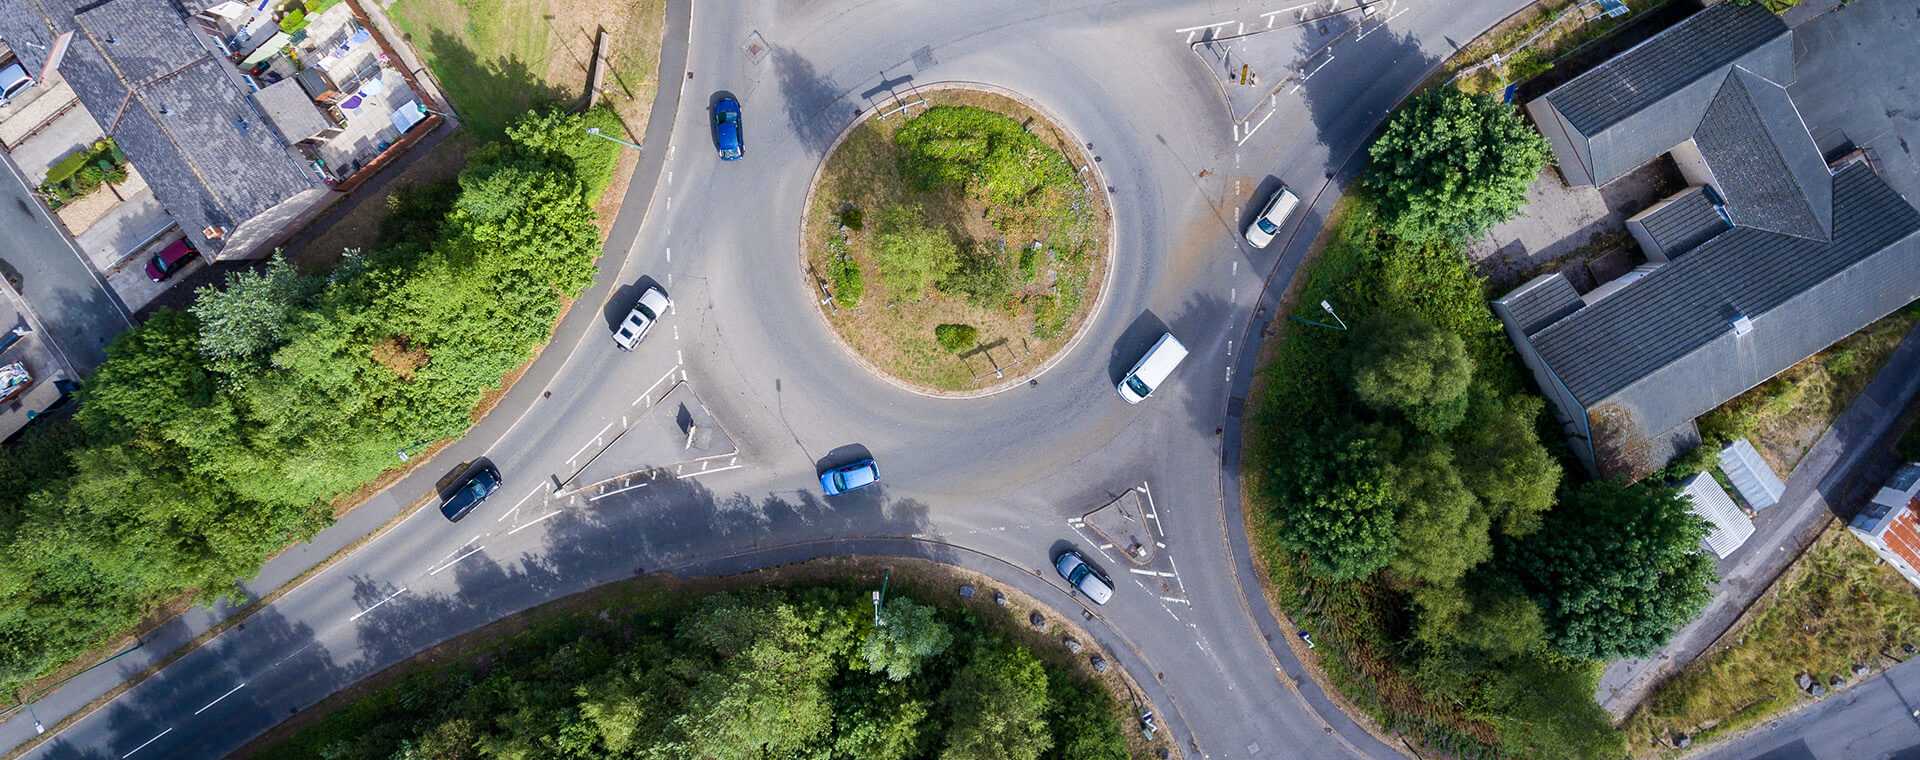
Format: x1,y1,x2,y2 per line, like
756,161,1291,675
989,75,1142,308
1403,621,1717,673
144,238,197,282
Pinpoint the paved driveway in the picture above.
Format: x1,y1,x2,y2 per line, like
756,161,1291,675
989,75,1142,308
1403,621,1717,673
0,150,130,373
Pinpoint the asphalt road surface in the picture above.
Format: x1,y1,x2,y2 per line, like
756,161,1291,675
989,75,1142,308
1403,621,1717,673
0,151,131,374
1696,656,1920,760
11,1,1537,758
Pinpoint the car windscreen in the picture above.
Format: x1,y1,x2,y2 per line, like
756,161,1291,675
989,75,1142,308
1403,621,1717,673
1257,217,1280,234
1125,375,1152,398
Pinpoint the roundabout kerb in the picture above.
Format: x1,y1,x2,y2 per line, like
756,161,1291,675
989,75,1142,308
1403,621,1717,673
793,80,1121,400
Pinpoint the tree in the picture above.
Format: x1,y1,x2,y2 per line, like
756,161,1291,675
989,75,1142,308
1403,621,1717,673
859,596,954,680
939,638,1053,760
1454,391,1561,536
1364,87,1549,243
1349,312,1474,434
1271,429,1401,581
874,205,960,302
1508,480,1715,660
190,254,318,371
1389,446,1491,584
830,681,928,760
1044,672,1128,760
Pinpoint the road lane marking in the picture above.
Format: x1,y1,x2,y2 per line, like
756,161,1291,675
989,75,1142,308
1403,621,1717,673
589,482,649,501
1161,596,1192,605
1168,554,1189,595
122,727,173,758
1236,106,1278,145
194,683,246,715
680,463,743,478
429,546,485,576
508,509,564,534
437,534,481,562
1140,482,1166,537
350,587,408,621
1128,568,1175,577
499,485,544,523
634,365,679,407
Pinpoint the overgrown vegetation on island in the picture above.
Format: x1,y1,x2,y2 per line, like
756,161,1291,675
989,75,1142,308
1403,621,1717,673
256,586,1127,760
0,108,622,700
1246,88,1715,759
805,94,1106,390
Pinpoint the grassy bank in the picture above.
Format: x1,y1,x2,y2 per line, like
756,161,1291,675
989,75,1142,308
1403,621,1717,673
1622,524,1920,755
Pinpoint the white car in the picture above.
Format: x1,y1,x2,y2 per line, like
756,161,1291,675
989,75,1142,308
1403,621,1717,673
1244,185,1300,249
613,286,670,350
0,59,33,107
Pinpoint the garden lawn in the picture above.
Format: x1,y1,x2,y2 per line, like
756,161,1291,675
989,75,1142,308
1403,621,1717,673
1622,523,1920,756
802,91,1108,392
391,0,662,138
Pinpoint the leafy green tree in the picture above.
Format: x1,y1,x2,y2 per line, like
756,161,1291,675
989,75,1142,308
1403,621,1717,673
1389,446,1490,584
1508,480,1716,660
830,681,928,760
190,254,318,372
1349,312,1475,433
668,594,845,758
940,245,1015,308
503,105,627,201
1043,671,1128,760
940,638,1054,760
1365,88,1549,243
1272,429,1401,581
1455,391,1561,535
859,596,955,680
874,205,960,302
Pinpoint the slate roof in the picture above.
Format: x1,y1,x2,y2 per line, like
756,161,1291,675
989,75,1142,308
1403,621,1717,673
254,77,330,144
1530,163,1920,410
1,0,322,255
1632,186,1729,259
1695,68,1832,240
1533,2,1790,186
1494,272,1584,337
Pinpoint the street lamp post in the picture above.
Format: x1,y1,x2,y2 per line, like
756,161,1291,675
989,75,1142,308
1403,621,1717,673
872,569,891,627
586,127,643,151
1289,299,1350,332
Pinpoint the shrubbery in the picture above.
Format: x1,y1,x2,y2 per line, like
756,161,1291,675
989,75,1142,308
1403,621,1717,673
0,109,620,696
259,587,1127,760
935,323,978,352
38,138,128,209
1365,88,1549,243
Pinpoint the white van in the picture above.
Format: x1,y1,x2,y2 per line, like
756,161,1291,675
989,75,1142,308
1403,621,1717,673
1117,332,1189,404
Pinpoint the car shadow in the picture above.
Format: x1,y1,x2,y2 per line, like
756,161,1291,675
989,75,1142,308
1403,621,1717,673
1107,310,1172,385
815,443,874,474
602,276,667,333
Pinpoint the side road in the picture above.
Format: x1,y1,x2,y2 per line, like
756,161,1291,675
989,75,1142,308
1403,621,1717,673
1598,320,1920,718
0,0,692,754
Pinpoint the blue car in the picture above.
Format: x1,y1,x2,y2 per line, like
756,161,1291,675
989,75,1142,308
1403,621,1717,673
819,458,878,496
712,96,743,160
440,464,503,522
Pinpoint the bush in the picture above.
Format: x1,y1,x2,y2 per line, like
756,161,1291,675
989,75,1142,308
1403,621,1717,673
277,7,308,34
1365,88,1549,243
935,323,978,352
894,106,1075,207
874,205,959,302
837,205,865,230
826,237,863,308
940,243,1015,308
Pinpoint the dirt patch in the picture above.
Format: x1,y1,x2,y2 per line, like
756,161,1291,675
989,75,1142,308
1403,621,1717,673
234,555,1177,760
802,87,1111,394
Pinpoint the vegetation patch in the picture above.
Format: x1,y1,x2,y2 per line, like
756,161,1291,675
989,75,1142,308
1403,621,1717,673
245,570,1132,760
1243,88,1713,760
803,91,1108,392
1687,304,1920,477
0,108,621,703
1622,524,1920,755
37,138,128,210
1448,0,1673,97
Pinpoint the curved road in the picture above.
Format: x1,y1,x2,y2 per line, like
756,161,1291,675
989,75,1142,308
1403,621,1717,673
14,1,1532,758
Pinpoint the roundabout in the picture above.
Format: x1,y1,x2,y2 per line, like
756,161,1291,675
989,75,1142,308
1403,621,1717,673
4,1,1548,759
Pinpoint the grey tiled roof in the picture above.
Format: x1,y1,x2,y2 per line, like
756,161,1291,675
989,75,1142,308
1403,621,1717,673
253,77,330,143
1546,3,1787,137
1531,163,1920,408
3,0,321,254
1696,68,1832,240
1495,273,1584,338
1635,186,1728,259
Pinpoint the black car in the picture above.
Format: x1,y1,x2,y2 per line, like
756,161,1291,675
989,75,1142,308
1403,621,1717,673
440,464,503,522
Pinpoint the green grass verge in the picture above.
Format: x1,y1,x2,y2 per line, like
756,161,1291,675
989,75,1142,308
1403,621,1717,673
391,0,565,137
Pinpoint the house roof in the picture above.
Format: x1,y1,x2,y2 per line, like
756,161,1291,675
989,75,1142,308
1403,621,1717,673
1682,472,1754,559
254,76,330,144
1630,185,1728,259
1695,68,1832,240
1533,2,1790,186
1529,163,1920,414
1,0,321,254
1494,272,1584,338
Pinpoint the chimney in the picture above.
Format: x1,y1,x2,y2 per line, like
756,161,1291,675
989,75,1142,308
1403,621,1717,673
202,225,226,240
1731,312,1754,337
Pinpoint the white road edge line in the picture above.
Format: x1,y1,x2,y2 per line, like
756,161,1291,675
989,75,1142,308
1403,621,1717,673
588,482,649,501
429,546,485,576
1168,555,1188,595
499,485,544,522
350,587,408,621
122,727,173,758
1140,482,1167,537
194,682,246,715
679,463,744,479
634,364,679,407
507,509,565,535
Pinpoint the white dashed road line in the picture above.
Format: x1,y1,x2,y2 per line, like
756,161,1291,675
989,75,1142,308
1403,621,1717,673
193,683,245,715
121,728,172,758
507,509,565,535
350,587,408,622
429,546,485,576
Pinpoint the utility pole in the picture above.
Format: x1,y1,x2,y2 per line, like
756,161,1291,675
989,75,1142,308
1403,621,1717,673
586,127,643,151
1289,299,1349,331
872,569,891,626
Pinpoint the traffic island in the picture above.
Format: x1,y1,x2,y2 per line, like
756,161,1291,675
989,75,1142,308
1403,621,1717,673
559,382,741,499
799,84,1112,397
1081,489,1157,566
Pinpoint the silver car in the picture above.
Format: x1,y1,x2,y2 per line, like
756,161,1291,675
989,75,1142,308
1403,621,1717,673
1244,185,1300,249
0,59,33,107
613,286,670,351
1054,550,1114,605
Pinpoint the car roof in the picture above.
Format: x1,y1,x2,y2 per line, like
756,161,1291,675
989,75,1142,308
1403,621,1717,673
1133,333,1190,383
157,238,193,261
840,460,877,488
1077,571,1114,603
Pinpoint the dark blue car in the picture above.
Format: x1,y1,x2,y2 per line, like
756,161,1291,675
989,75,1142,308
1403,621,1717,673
712,96,743,160
440,464,503,522
819,458,878,496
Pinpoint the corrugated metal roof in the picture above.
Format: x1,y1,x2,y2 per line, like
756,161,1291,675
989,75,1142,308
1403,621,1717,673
1718,437,1785,509
1683,472,1755,559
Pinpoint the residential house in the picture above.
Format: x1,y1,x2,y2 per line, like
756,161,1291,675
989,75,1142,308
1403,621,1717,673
0,0,439,262
1849,463,1920,590
1492,2,1920,477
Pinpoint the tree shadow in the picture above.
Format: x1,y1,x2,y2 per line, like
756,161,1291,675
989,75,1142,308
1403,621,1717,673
1168,289,1241,440
1293,25,1439,184
772,46,845,156
43,606,347,759
417,28,572,137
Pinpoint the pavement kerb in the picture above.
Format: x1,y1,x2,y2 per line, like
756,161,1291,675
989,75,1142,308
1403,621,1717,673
792,80,1119,401
652,535,1195,757
0,1,692,754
